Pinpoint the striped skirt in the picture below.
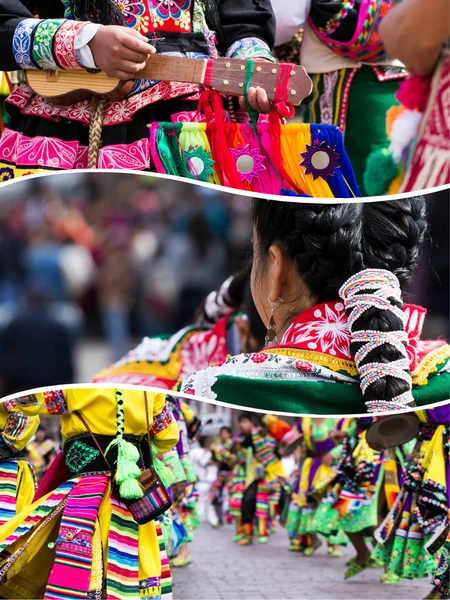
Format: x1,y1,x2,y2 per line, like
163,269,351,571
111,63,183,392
0,474,171,600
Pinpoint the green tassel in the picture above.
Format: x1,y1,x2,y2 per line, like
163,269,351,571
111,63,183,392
106,436,143,499
119,476,143,500
152,444,176,488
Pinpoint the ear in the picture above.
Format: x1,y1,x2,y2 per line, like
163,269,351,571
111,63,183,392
267,243,287,302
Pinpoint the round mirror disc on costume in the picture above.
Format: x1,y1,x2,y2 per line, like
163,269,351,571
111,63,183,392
236,154,255,175
310,149,331,171
189,156,205,176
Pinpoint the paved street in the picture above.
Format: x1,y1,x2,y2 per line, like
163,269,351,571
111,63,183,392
172,523,429,600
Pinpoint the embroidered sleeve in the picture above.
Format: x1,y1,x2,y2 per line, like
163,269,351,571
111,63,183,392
151,394,179,455
225,38,276,63
151,404,173,434
11,17,89,71
10,390,68,416
0,402,39,454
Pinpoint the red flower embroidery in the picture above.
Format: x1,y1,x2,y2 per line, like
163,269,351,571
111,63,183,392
295,360,314,372
184,388,196,395
250,353,269,364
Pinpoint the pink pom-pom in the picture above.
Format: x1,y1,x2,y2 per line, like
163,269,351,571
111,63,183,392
396,75,432,112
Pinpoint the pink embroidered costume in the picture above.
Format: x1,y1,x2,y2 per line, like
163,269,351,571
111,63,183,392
0,0,275,177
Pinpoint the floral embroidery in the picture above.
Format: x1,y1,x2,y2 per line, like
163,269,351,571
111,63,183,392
53,20,87,69
281,302,354,360
249,353,269,364
295,359,314,372
12,18,42,69
6,81,199,128
115,0,150,32
151,404,173,433
149,0,191,21
43,390,68,415
0,167,14,182
140,576,161,589
32,19,65,70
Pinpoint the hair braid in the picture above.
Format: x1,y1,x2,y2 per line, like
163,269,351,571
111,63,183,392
69,0,125,25
343,197,427,408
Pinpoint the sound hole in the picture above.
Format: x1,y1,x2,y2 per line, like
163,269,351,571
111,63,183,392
236,154,255,174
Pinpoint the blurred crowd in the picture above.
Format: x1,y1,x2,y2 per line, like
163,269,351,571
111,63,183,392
0,173,252,395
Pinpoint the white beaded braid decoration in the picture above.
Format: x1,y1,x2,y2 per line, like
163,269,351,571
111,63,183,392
339,269,415,413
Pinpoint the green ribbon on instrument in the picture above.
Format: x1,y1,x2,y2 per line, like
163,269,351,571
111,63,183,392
243,59,259,128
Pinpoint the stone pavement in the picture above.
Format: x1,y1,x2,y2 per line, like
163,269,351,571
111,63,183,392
172,522,430,600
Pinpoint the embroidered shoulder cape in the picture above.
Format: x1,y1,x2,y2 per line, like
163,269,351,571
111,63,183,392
179,301,450,414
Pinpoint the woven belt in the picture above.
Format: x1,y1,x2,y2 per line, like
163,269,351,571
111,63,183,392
64,432,145,476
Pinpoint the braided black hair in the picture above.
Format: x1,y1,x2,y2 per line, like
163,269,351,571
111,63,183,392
252,197,427,407
69,0,125,24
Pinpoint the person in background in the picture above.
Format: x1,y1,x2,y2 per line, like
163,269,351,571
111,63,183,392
190,436,220,529
98,230,135,362
27,425,57,483
211,426,236,525
377,0,450,192
0,286,74,395
298,0,407,196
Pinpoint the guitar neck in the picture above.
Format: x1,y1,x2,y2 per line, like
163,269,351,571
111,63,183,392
136,54,206,86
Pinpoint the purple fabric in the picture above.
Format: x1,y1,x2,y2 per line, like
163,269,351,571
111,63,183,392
426,406,450,425
307,459,321,493
312,438,335,452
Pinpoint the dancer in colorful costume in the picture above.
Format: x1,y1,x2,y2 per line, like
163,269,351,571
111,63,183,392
0,388,179,599
180,198,450,414
313,417,410,581
0,0,277,177
365,0,450,193
372,406,450,599
284,417,353,557
0,400,39,528
228,413,286,546
0,2,364,196
210,426,236,525
301,0,407,195
166,395,200,568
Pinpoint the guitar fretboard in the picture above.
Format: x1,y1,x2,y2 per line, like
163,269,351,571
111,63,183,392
136,55,207,84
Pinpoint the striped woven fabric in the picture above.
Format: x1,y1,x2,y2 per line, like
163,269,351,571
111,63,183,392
156,521,172,599
45,475,109,600
0,479,77,551
0,461,20,527
106,495,141,599
251,432,278,468
255,480,270,520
